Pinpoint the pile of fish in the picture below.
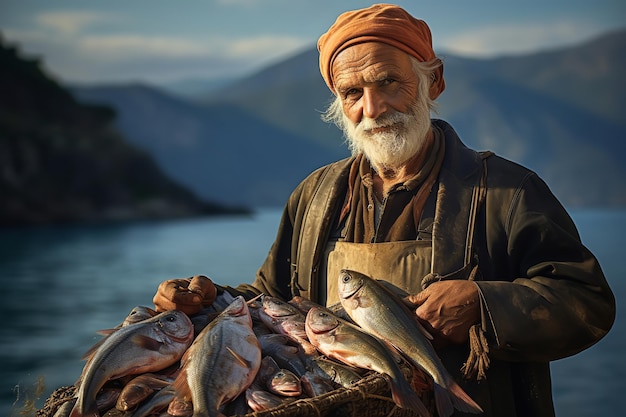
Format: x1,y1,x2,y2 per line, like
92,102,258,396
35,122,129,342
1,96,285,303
56,269,483,417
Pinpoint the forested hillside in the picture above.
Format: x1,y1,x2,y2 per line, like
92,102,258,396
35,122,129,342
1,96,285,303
0,38,248,226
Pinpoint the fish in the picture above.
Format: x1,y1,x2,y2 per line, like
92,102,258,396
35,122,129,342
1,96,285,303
289,296,354,323
255,355,282,387
258,295,318,356
53,399,76,417
119,306,158,327
172,295,262,417
288,296,319,314
305,306,430,416
310,356,363,388
167,395,193,417
115,373,172,411
338,269,483,417
245,386,285,411
220,392,251,416
257,333,307,377
130,384,177,417
300,371,337,397
69,309,194,417
267,369,302,397
54,388,120,417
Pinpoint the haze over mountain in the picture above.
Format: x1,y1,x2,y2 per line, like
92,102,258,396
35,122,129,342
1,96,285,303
73,29,626,209
0,38,247,227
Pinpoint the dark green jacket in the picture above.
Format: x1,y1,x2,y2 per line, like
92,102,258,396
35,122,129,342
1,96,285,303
237,120,615,416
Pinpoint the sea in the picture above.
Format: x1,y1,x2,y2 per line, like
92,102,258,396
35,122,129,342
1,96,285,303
0,207,623,417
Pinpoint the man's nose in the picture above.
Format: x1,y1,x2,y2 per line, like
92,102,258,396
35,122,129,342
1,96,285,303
362,88,387,120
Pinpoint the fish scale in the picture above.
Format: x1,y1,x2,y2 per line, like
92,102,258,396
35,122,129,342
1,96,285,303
69,310,194,417
337,269,484,417
172,295,262,417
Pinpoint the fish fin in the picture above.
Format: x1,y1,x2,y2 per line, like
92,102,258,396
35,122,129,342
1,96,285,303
131,334,163,351
434,379,483,417
388,376,431,416
247,293,265,304
80,336,109,361
96,328,117,336
447,379,483,414
226,346,252,368
433,384,454,417
326,347,361,365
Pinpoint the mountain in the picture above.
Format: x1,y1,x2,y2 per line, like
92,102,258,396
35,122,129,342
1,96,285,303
0,38,248,227
73,29,626,208
72,84,346,207
199,29,626,207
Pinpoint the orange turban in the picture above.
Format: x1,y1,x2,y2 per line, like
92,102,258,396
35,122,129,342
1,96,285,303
317,3,445,99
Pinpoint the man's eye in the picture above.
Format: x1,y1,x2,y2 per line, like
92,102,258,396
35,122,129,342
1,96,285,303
345,88,359,96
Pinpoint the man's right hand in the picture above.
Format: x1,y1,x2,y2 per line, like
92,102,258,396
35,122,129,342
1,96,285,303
153,275,217,316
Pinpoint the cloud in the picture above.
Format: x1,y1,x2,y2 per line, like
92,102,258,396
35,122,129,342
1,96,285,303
226,35,309,59
2,26,309,83
75,33,308,65
36,11,119,35
78,35,213,60
439,20,603,56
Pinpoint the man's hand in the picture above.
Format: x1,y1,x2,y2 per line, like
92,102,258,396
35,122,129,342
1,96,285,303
404,280,480,347
153,275,217,315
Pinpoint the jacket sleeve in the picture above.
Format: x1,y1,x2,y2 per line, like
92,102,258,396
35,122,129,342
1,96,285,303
476,170,615,362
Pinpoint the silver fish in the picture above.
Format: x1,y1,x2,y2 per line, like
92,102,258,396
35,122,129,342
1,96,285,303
305,306,429,415
119,306,158,327
267,369,302,397
258,295,318,356
115,373,172,411
257,333,307,377
300,371,337,397
172,295,262,417
129,385,176,417
310,356,363,388
69,310,194,417
338,269,483,417
245,386,284,412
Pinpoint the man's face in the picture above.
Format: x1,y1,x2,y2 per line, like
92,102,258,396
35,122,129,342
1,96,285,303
331,42,431,169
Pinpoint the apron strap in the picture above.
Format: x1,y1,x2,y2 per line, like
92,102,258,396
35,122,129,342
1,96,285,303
291,158,352,301
426,150,492,288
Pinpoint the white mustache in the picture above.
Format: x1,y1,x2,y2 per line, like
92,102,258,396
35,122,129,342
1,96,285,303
356,111,411,134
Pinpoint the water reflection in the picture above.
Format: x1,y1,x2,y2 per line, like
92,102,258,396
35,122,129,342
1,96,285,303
1,209,624,417
1,211,279,415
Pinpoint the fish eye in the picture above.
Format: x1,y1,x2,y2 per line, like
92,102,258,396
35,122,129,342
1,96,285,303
342,274,351,283
166,315,176,322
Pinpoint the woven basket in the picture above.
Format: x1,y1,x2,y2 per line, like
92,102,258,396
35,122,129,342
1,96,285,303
37,371,433,417
239,371,430,417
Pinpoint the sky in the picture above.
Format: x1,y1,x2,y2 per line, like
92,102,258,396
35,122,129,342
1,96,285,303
1,0,624,86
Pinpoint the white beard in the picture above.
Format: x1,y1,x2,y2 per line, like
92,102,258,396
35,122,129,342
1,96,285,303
343,97,432,171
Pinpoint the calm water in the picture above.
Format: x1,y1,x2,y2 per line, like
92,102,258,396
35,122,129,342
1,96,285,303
0,208,623,417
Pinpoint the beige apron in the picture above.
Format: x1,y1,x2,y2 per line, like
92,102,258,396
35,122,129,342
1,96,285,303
320,239,432,306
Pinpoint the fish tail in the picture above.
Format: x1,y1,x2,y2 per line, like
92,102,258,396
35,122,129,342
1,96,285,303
389,377,431,417
434,379,483,417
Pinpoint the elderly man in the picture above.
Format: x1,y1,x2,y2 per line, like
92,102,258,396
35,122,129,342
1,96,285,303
154,4,615,416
